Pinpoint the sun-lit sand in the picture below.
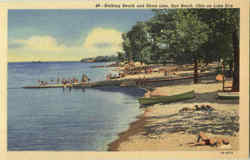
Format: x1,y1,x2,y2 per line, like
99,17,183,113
108,79,239,151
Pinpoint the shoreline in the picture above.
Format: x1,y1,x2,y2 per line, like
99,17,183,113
107,81,239,151
107,114,146,151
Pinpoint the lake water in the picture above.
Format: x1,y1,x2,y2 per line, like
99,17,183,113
8,62,145,151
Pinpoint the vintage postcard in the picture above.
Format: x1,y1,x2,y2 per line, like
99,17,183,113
0,0,249,159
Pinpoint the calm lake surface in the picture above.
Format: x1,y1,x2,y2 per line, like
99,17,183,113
8,62,145,151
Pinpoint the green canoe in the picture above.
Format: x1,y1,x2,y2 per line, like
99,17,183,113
138,90,195,106
217,92,239,100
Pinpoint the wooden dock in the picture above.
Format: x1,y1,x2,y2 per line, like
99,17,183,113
23,79,131,89
22,80,125,89
22,73,216,89
23,83,80,89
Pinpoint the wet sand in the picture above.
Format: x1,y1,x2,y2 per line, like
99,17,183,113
107,115,146,151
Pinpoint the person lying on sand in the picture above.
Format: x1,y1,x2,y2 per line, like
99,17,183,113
194,132,230,147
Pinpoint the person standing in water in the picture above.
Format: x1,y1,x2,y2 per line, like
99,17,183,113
81,73,89,83
57,77,60,84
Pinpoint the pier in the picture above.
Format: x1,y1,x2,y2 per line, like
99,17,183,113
22,72,216,89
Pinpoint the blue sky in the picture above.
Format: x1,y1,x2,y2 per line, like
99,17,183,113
8,10,154,62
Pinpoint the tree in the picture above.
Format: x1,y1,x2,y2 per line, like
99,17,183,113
191,9,239,90
176,10,210,83
126,22,151,63
117,51,126,62
121,33,132,62
151,9,239,87
227,9,239,91
120,9,239,89
146,10,177,64
153,10,210,83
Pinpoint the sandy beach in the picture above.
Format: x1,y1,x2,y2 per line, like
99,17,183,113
108,81,239,151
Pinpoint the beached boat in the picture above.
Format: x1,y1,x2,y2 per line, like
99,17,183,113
217,91,239,100
138,90,195,106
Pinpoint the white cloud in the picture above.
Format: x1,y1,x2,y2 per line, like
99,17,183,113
83,27,123,55
13,35,66,52
8,28,123,62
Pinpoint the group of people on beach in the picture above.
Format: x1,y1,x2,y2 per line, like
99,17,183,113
38,73,90,86
124,66,153,75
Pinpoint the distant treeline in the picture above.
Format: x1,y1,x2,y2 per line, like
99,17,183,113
80,55,118,63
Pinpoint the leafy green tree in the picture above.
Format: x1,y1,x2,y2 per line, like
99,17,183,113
117,51,126,62
152,10,210,83
151,9,239,87
146,10,176,64
120,9,239,90
126,22,151,64
121,33,132,62
174,10,210,83
192,9,239,90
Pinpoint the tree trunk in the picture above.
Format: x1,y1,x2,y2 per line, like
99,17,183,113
232,30,239,92
229,60,233,77
217,57,221,73
194,58,198,84
140,55,143,65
